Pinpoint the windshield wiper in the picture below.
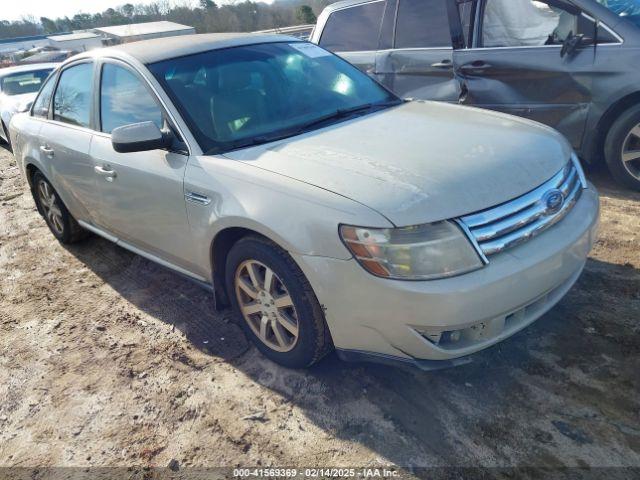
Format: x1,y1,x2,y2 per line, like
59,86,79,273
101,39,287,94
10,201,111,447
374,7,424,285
207,99,403,155
294,100,402,134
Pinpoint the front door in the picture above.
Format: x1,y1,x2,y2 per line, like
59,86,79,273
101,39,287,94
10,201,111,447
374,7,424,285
90,60,197,272
452,0,621,150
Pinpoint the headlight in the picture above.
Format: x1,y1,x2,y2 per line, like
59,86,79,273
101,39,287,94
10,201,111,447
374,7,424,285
339,221,484,280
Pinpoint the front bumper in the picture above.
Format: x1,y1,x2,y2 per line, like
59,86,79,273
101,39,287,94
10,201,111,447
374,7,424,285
293,185,599,365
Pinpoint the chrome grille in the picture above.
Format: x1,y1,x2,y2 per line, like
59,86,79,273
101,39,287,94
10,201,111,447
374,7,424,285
461,160,584,256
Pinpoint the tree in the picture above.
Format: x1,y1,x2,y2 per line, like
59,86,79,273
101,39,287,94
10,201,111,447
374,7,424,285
295,5,316,25
40,17,57,33
200,0,217,10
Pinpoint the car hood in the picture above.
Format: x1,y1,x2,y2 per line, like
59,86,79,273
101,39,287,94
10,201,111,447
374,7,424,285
0,92,36,114
225,101,572,226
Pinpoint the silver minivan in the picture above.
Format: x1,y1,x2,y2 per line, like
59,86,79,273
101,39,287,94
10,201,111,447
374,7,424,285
10,34,599,369
311,0,640,190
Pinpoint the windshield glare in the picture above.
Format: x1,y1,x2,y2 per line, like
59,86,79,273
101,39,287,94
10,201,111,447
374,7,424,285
1,69,52,96
595,0,640,27
149,42,398,153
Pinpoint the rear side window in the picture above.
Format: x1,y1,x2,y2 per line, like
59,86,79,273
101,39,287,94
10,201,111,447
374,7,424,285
53,63,93,128
100,63,163,134
395,0,452,49
319,1,385,52
32,74,56,119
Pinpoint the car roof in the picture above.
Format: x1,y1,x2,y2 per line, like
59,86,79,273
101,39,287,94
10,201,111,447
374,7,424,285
0,63,59,78
95,33,301,65
319,0,378,13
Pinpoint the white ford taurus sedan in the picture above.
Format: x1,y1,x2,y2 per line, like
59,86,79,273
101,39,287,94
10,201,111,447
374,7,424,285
0,63,57,148
9,34,600,370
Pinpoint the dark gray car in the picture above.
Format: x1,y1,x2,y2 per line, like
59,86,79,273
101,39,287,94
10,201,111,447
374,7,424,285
310,0,640,190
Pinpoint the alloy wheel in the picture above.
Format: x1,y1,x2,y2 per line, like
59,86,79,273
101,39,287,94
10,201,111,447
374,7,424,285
37,180,64,235
234,259,299,352
622,123,640,181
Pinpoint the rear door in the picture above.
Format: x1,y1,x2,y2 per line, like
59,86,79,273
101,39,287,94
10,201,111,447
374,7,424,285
451,0,621,149
90,58,198,272
39,61,99,223
316,0,386,75
376,0,460,101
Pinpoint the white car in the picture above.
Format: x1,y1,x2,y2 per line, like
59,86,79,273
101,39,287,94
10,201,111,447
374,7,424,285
10,35,600,370
0,63,57,147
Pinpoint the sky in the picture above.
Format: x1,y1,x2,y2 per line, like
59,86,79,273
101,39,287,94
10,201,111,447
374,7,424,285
3,0,274,22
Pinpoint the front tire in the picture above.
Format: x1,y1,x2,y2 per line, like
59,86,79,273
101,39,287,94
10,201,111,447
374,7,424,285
604,104,640,191
32,172,87,244
225,236,332,369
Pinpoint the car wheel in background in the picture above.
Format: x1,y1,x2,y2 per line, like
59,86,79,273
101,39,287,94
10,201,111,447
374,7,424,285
1,122,11,151
225,236,333,368
32,172,87,244
605,104,640,191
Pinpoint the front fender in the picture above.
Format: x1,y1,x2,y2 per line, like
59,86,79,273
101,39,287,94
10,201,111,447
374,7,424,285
183,155,393,279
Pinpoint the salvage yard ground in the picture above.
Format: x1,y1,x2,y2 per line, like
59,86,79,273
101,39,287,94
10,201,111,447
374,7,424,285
0,145,638,473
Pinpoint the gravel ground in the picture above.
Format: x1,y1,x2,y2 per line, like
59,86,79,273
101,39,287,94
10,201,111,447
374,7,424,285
0,144,638,476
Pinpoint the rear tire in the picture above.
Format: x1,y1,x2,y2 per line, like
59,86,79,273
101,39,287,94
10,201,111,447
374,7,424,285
32,172,87,244
225,235,333,369
604,104,640,191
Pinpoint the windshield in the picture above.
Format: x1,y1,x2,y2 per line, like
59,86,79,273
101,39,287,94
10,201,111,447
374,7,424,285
595,0,640,27
0,69,53,96
148,42,399,153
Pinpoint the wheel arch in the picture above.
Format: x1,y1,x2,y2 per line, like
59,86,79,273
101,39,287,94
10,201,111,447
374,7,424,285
586,91,640,164
25,162,41,188
210,226,284,309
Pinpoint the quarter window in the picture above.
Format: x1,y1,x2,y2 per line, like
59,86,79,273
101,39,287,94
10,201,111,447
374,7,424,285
319,1,385,52
395,0,452,49
100,63,163,134
53,63,93,128
32,74,56,118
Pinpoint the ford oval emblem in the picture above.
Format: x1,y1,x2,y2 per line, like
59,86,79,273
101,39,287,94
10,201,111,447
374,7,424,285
543,189,565,215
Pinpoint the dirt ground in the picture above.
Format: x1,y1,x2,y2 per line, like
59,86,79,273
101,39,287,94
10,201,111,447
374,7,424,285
0,144,638,476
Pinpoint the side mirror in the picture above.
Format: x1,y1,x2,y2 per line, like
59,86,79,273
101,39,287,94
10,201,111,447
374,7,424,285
111,121,172,153
560,31,585,58
17,100,33,113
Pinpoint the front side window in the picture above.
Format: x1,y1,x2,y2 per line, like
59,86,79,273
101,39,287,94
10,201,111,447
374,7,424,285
32,74,56,118
0,69,52,96
149,42,399,153
482,0,619,48
53,63,93,128
319,1,385,52
100,63,163,134
395,0,452,48
595,0,640,28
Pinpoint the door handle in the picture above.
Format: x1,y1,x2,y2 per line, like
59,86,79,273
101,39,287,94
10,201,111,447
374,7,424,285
431,60,453,69
94,165,117,181
40,145,54,157
459,61,493,73
185,191,211,206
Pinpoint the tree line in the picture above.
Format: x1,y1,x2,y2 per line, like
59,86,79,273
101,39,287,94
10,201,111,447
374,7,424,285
0,0,334,40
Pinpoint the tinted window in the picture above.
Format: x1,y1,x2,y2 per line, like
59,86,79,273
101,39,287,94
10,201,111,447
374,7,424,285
53,63,93,128
100,63,163,134
319,1,385,52
1,69,52,96
458,1,478,48
32,74,56,118
395,0,452,48
149,42,399,153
